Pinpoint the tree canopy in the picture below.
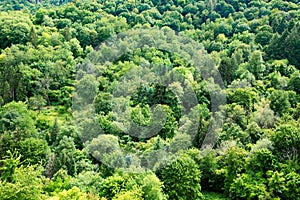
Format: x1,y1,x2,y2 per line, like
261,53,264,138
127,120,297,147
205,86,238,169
0,0,300,199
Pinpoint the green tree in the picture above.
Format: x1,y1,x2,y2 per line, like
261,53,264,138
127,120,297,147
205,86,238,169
271,123,300,159
50,118,60,145
247,50,265,79
54,136,86,175
192,149,223,192
247,148,275,175
255,31,273,46
253,99,275,129
141,173,166,200
229,173,270,199
28,95,46,111
157,153,203,200
0,101,37,152
0,11,33,49
48,186,100,200
215,1,235,18
0,150,20,182
288,72,300,94
73,74,98,110
0,163,48,200
98,173,126,199
94,93,113,114
68,171,102,195
228,88,258,115
0,47,29,103
284,24,300,69
112,186,143,200
19,137,49,165
218,57,238,85
269,90,291,116
223,146,247,194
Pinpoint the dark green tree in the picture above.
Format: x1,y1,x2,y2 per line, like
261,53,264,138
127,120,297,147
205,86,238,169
269,90,291,116
50,118,60,145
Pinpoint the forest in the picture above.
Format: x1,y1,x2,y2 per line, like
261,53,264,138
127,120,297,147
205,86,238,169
0,0,299,199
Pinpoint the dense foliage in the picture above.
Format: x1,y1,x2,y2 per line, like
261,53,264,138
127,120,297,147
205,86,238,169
0,0,299,199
